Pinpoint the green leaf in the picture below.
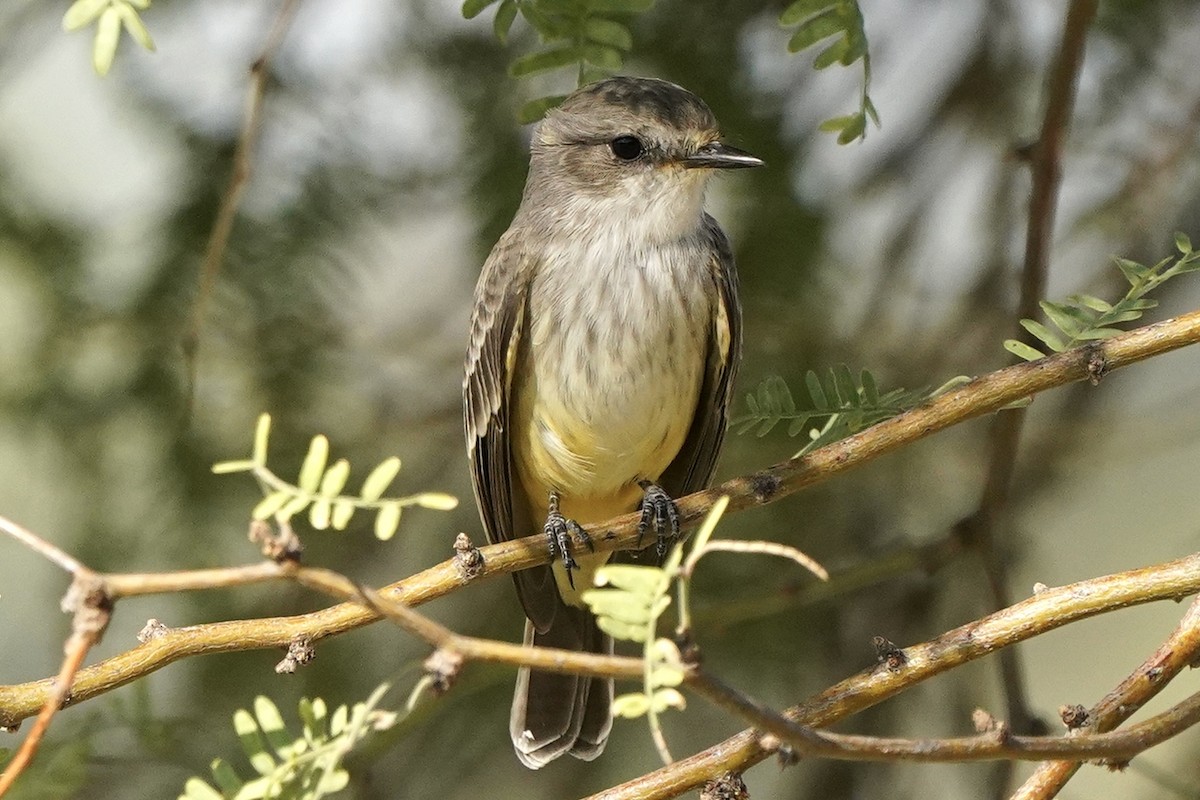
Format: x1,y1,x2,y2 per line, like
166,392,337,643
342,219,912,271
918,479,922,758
818,113,857,134
1071,294,1113,313
233,710,275,777
787,8,843,53
860,369,879,405
834,363,857,407
211,459,255,474
863,94,881,127
180,777,224,800
1039,300,1089,338
277,493,311,521
415,492,459,510
508,46,581,77
582,44,622,70
813,36,850,69
593,564,668,596
493,0,518,44
252,413,271,464
1114,256,1150,284
319,459,350,497
1004,339,1045,362
649,687,686,712
209,759,243,796
93,5,121,76
63,0,108,31
582,590,656,625
1175,231,1193,254
596,615,650,642
117,3,155,51
253,697,291,754
779,0,835,27
375,503,402,540
461,0,500,19
612,692,650,718
309,499,331,530
360,456,401,502
517,94,568,124
331,500,355,530
298,435,329,494
1019,318,1066,352
252,491,291,521
836,112,867,144
805,370,827,409
584,18,633,50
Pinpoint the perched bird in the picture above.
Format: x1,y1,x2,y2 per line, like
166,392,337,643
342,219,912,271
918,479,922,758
463,76,761,768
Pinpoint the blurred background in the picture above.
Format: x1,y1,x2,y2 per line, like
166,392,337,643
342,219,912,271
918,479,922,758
1,0,1199,797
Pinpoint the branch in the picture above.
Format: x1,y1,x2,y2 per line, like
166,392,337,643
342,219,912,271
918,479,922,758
583,551,1200,800
1010,595,1200,799
2,310,1200,727
181,0,300,411
969,0,1099,747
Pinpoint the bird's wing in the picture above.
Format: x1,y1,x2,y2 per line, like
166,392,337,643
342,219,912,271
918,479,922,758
464,231,558,631
657,215,743,499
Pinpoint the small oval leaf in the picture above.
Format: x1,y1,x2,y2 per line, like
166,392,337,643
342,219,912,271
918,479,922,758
319,459,350,497
360,457,401,502
298,435,329,494
375,503,402,540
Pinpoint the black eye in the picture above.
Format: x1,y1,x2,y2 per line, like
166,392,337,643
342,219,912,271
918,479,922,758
609,135,644,161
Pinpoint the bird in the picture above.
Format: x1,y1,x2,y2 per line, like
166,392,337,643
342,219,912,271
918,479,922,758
463,75,762,769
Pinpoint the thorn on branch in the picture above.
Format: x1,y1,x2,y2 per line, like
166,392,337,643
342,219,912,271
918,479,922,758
872,636,907,673
1085,345,1109,385
1059,703,1089,730
423,648,464,695
452,532,484,582
972,708,1012,744
700,771,750,800
275,636,316,674
137,619,170,643
249,519,303,563
749,473,781,503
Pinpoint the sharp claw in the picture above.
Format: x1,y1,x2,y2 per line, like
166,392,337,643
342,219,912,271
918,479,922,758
636,481,681,557
544,492,586,582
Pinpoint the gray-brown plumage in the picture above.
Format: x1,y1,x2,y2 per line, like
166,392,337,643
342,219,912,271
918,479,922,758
463,76,761,768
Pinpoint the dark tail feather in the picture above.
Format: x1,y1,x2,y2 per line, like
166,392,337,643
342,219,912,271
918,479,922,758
510,605,613,768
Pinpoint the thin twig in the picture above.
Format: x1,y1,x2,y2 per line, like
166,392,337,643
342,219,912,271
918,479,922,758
0,516,85,575
686,669,1200,764
1010,595,1200,800
182,0,301,411
968,0,1099,754
2,309,1200,727
688,540,828,581
581,551,1200,800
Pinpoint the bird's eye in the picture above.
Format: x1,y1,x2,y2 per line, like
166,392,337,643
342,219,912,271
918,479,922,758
609,135,644,161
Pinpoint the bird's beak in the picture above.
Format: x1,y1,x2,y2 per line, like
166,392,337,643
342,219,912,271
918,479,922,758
682,141,764,170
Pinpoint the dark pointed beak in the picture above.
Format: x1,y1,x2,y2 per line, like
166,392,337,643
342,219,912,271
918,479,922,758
682,141,764,170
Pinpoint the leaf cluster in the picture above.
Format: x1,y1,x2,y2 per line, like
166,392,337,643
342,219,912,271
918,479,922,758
62,0,155,76
733,368,968,456
1006,233,1200,361
462,0,654,122
212,414,457,541
779,0,878,143
179,689,397,800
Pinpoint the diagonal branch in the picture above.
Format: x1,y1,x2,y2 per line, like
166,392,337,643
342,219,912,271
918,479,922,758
582,552,1200,800
1,309,1200,728
968,0,1099,747
1009,595,1200,800
182,0,301,412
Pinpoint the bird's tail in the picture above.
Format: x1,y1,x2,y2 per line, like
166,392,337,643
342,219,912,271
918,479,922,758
510,604,613,769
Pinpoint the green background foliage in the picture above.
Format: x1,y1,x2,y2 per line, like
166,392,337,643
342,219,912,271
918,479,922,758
2,1,1200,798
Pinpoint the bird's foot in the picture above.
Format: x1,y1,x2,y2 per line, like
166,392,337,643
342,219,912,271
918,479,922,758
637,480,680,558
545,492,593,589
